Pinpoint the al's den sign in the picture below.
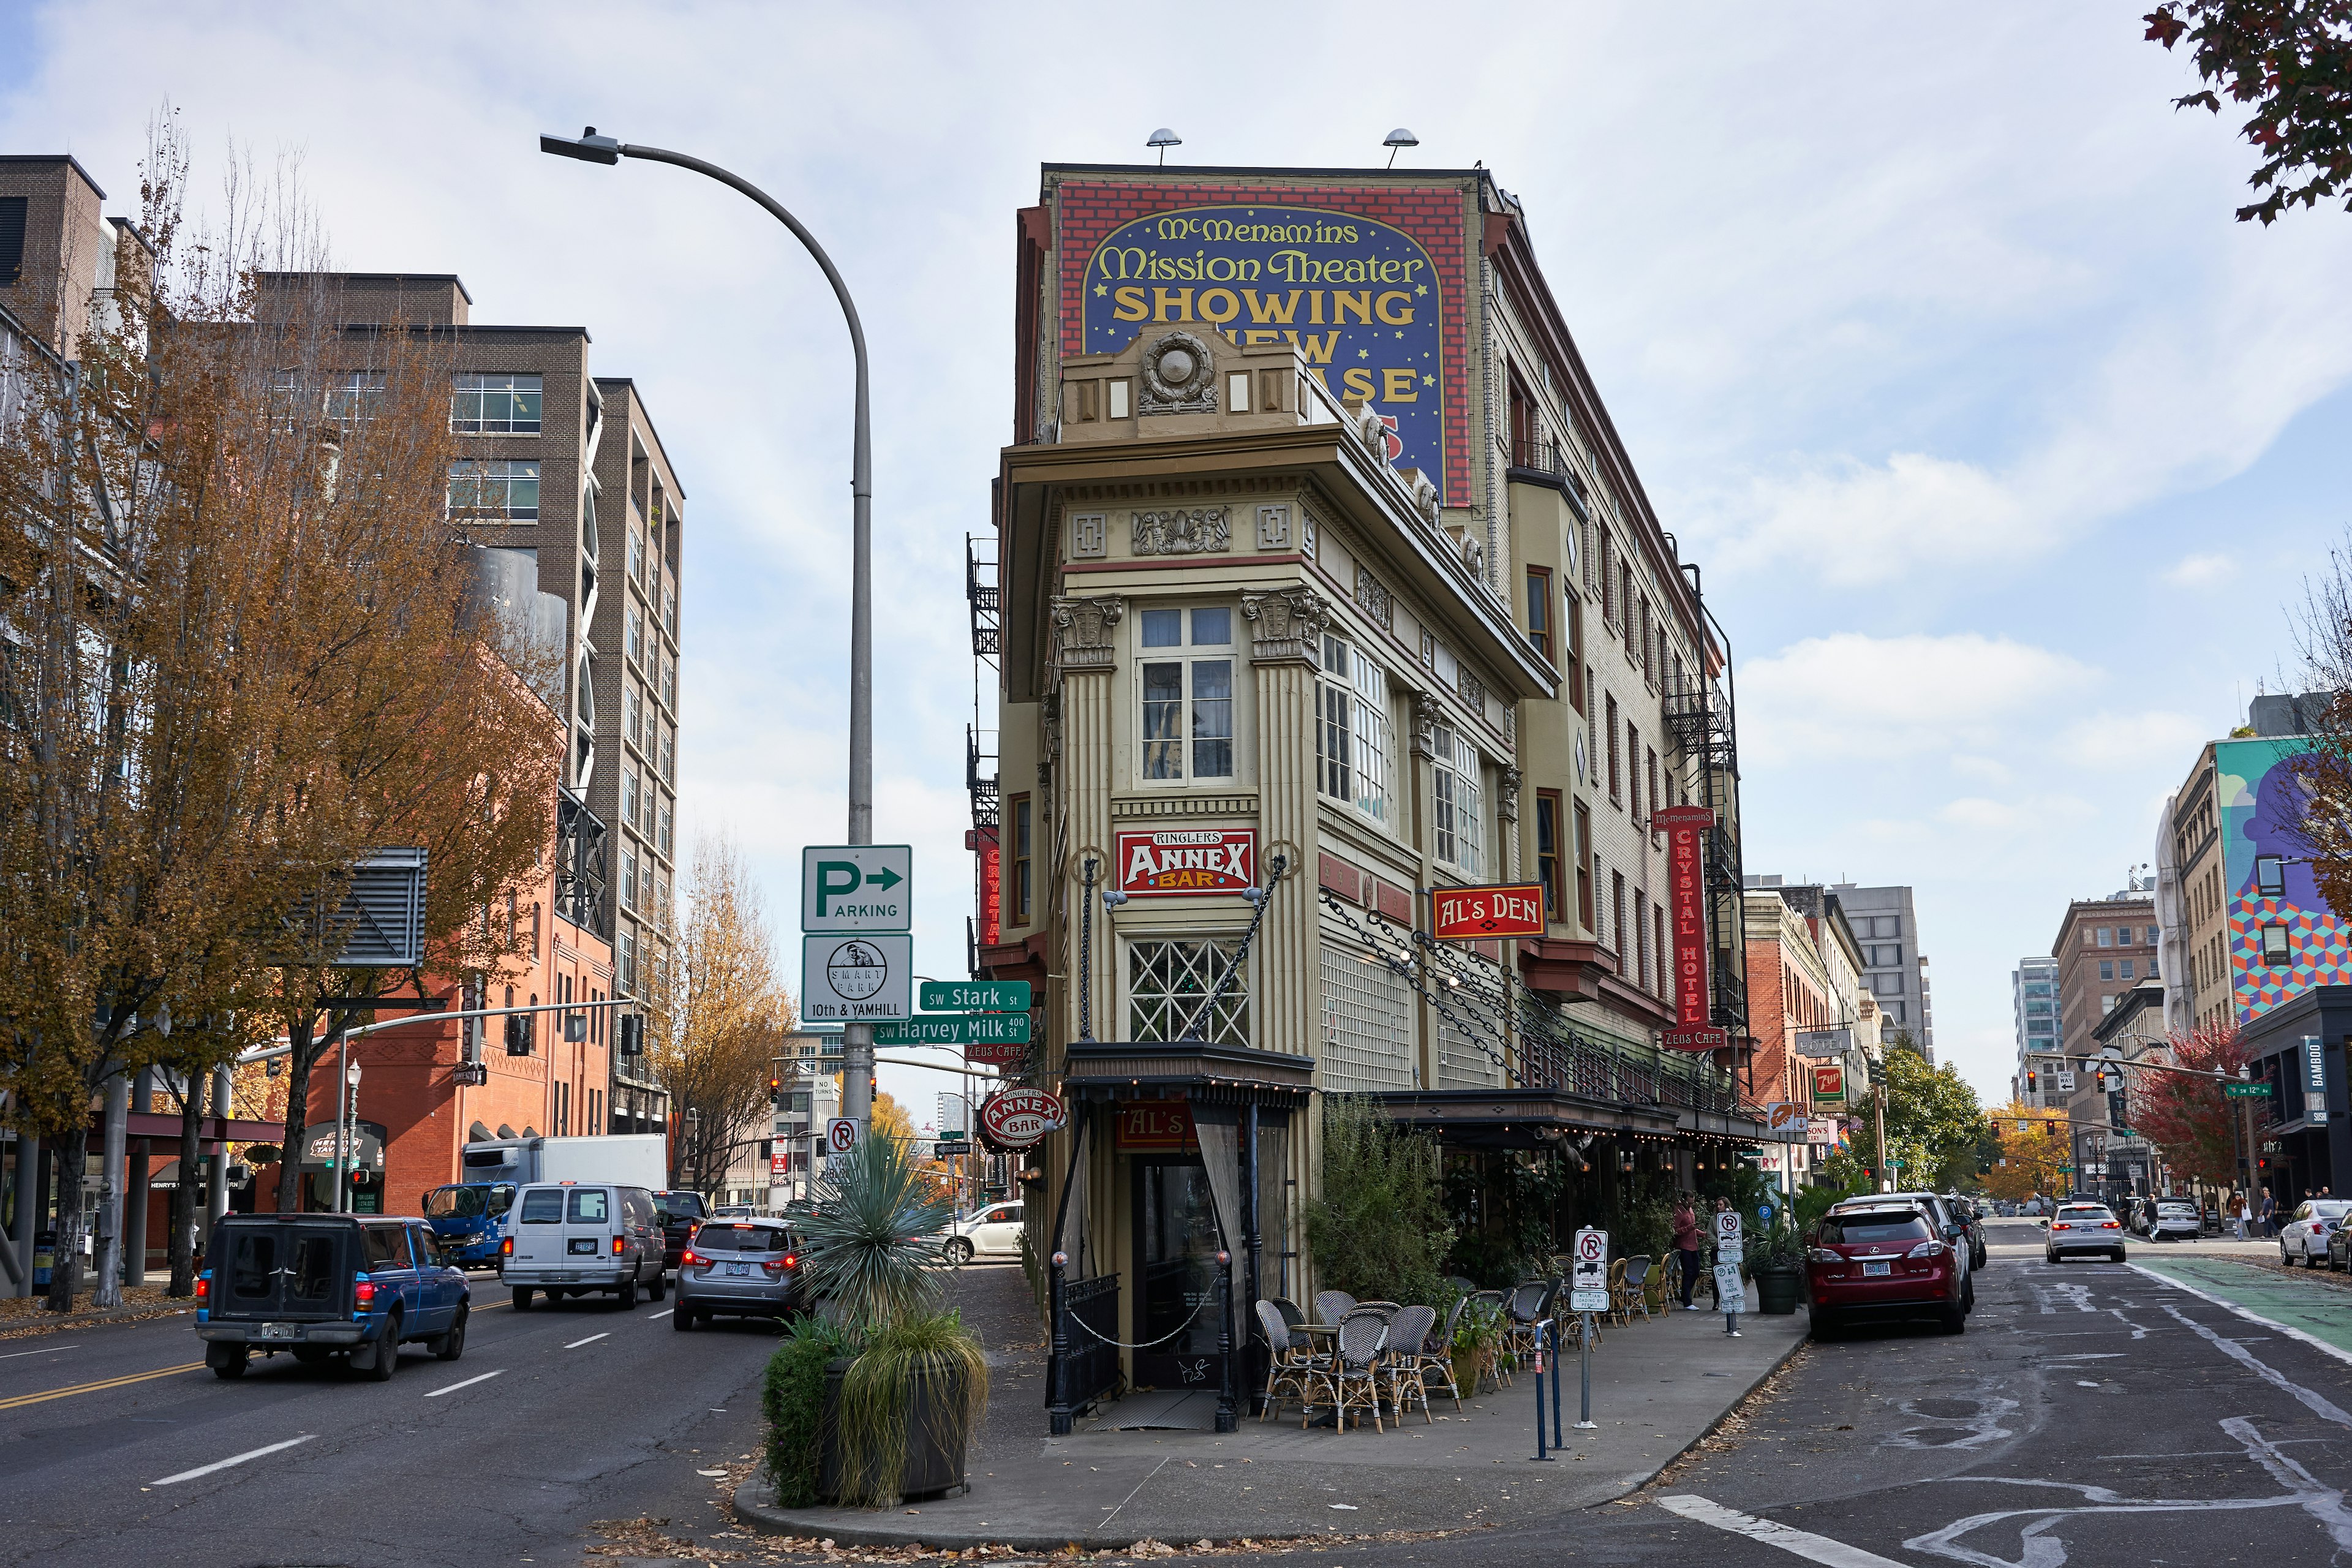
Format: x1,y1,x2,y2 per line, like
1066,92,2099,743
1080,205,1446,482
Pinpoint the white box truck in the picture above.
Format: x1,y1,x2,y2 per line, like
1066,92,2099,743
459,1133,668,1189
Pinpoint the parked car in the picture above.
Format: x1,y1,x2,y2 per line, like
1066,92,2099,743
500,1182,668,1310
942,1200,1025,1265
654,1189,709,1273
197,1213,470,1380
2280,1199,2351,1267
1941,1193,1988,1268
2150,1200,2203,1242
1838,1191,1973,1312
1805,1202,1966,1336
2042,1202,2127,1263
674,1217,805,1329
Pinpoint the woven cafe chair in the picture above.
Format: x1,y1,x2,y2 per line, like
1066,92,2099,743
1353,1300,1401,1319
1618,1256,1655,1323
1307,1307,1392,1433
1504,1280,1550,1364
1272,1297,1308,1343
1383,1303,1440,1424
1419,1295,1468,1412
1255,1298,1320,1422
1314,1289,1357,1325
1605,1259,1631,1327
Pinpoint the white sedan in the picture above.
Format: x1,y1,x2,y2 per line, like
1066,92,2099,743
2281,1200,2351,1266
941,1200,1025,1265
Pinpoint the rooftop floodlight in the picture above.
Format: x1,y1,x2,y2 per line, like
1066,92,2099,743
1146,127,1182,165
540,126,622,165
1384,127,1419,167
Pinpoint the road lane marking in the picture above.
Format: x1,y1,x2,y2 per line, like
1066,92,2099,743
424,1368,506,1398
564,1333,609,1349
650,1309,673,1319
0,1360,206,1411
1657,1495,1909,1567
0,1344,81,1361
2127,1262,2352,1373
151,1434,317,1485
2157,1301,2352,1428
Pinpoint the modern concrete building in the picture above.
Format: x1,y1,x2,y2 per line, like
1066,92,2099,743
1823,883,1935,1061
250,272,686,1137
976,163,1775,1428
2013,956,2060,1107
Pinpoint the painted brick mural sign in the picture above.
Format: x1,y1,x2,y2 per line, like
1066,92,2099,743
1055,178,1472,503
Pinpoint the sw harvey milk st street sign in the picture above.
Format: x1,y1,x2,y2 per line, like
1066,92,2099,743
802,845,912,933
874,1013,1033,1047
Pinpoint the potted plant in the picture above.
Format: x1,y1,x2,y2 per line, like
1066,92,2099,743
1747,1207,1804,1316
785,1134,989,1509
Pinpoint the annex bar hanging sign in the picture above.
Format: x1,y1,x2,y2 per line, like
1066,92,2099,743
1653,806,1721,1050
1115,828,1256,897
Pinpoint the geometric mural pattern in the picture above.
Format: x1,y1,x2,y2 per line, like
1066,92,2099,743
2228,894,2352,1023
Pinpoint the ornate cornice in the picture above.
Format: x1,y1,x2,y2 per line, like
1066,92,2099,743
1242,587,1333,667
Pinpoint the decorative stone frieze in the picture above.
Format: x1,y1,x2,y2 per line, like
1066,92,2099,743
1497,765,1523,824
1255,503,1292,552
1411,691,1441,760
1352,567,1393,632
1139,330,1218,414
1132,508,1231,556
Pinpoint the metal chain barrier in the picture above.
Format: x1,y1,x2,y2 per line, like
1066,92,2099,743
1061,1291,1213,1349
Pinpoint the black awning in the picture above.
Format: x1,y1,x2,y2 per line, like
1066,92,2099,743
1060,1039,1316,1106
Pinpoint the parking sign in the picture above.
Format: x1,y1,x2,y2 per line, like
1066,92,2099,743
1569,1227,1610,1313
827,1118,858,1154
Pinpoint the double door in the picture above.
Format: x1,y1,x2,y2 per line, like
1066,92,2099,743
1131,1158,1223,1392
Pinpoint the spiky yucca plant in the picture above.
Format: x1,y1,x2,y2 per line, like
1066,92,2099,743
791,1130,956,1332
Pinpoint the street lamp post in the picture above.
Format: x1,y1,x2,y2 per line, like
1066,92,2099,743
540,127,876,1137
335,1058,362,1215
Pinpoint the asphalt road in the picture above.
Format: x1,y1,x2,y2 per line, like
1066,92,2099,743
1321,1217,2352,1568
0,1269,778,1567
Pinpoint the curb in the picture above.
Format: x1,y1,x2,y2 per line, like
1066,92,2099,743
0,1300,199,1342
733,1314,1816,1550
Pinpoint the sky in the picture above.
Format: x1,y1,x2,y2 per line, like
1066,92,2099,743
5,2,2346,1115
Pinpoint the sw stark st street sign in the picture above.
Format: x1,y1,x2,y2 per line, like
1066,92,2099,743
1116,828,1255,897
1429,882,1545,940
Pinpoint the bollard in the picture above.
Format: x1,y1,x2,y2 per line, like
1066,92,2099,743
1574,1311,1597,1430
1530,1317,1555,1460
1550,1319,1563,1438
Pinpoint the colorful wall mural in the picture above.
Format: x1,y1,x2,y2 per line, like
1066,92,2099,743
2220,737,2352,1022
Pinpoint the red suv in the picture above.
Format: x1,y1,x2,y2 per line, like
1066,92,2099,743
1805,1202,1966,1337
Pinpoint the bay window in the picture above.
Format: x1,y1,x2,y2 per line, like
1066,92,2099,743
1432,725,1483,876
1316,633,1389,823
1139,605,1234,781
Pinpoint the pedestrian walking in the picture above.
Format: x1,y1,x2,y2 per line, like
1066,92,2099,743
2231,1191,2249,1240
2261,1189,2277,1238
1672,1194,1703,1310
1714,1196,1744,1338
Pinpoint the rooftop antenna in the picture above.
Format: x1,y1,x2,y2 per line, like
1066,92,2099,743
1146,127,1181,165
1383,128,1419,168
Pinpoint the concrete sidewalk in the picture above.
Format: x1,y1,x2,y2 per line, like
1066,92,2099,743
735,1291,1809,1550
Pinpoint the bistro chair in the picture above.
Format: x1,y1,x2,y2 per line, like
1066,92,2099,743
1353,1300,1401,1319
1504,1280,1551,1365
1618,1256,1655,1324
1314,1289,1357,1325
1271,1297,1309,1344
1306,1307,1392,1433
1605,1259,1631,1327
1384,1303,1440,1424
1255,1298,1320,1423
1420,1295,1469,1412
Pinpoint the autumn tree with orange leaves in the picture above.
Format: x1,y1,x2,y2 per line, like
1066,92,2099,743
2129,1022,2255,1189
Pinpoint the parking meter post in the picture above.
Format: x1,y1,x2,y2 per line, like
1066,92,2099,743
1575,1314,1597,1430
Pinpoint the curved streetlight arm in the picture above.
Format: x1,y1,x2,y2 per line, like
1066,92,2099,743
541,127,876,1135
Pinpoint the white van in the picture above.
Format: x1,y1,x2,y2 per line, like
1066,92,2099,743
500,1182,667,1310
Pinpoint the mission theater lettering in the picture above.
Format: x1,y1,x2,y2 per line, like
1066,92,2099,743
1082,202,1446,483
1115,828,1257,897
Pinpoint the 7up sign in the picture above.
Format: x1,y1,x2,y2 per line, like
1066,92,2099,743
803,846,911,933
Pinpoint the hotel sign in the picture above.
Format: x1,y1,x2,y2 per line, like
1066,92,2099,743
1080,205,1447,483
1430,882,1545,940
1116,828,1256,897
1653,806,1718,1049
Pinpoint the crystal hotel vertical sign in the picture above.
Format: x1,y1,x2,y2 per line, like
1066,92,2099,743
1654,806,1722,1049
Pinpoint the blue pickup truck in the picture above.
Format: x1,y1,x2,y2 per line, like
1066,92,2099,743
197,1213,470,1380
423,1181,518,1269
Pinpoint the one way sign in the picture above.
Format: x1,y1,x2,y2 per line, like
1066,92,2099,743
802,845,913,933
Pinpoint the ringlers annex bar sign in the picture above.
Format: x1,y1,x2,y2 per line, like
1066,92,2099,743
1080,205,1446,483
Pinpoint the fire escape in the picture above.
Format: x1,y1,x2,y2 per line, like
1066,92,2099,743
1662,560,1748,1057
965,532,1001,975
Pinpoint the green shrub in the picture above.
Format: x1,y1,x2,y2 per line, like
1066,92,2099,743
1307,1095,1453,1303
763,1315,852,1508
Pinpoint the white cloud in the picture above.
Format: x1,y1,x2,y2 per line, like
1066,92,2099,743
2059,710,2207,771
1738,632,2094,766
2165,552,2237,587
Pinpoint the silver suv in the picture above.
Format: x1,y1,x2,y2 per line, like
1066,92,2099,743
674,1218,804,1329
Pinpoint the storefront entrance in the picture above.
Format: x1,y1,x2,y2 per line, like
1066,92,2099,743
1131,1156,1223,1392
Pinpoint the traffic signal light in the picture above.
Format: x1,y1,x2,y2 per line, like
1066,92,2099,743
769,1074,783,1106
2026,1068,2038,1093
1868,1058,1887,1088
617,1014,643,1057
2095,1066,2109,1093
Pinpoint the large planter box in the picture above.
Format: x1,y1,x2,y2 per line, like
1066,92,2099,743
1751,1264,1802,1316
815,1354,971,1504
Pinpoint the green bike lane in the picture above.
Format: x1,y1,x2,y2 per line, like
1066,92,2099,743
2128,1252,2352,1360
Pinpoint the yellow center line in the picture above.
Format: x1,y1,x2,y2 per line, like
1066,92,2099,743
0,1360,208,1411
